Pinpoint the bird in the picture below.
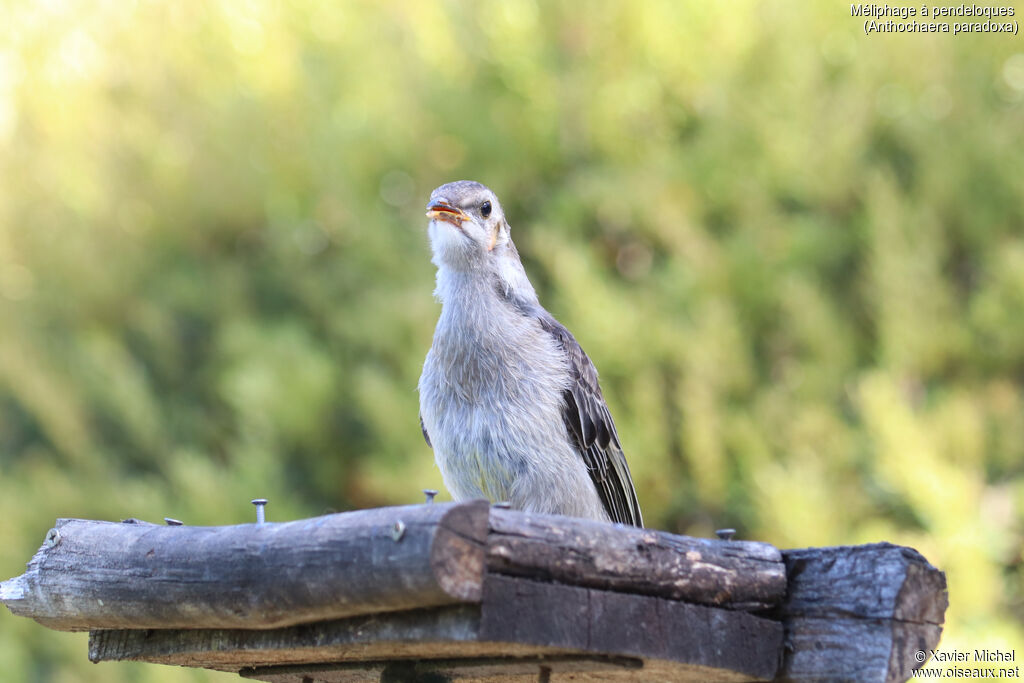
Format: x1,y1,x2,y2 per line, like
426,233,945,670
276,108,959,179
417,180,643,527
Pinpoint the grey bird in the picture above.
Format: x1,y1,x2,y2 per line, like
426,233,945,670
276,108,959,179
417,180,643,527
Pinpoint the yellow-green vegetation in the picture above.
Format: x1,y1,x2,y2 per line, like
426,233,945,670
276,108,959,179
1,1,1022,680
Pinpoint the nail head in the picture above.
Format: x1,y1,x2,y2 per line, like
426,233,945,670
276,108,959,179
251,498,268,524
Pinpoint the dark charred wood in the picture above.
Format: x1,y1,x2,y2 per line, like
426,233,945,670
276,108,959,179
478,574,783,681
775,543,947,683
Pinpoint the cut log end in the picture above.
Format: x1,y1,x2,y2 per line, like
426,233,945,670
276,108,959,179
0,576,26,602
431,499,489,602
778,543,947,683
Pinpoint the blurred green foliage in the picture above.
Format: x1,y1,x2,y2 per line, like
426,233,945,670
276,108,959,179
1,0,1022,679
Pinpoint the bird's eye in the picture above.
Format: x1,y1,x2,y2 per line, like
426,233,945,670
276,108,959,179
481,201,492,218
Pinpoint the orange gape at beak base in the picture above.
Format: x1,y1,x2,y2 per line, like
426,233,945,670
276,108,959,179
427,202,498,251
426,203,470,228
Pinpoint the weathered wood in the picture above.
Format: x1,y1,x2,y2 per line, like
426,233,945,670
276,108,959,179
2,504,790,633
3,503,950,681
1,501,489,632
240,656,643,683
88,605,496,669
487,507,787,610
88,574,784,681
776,543,947,683
479,574,783,681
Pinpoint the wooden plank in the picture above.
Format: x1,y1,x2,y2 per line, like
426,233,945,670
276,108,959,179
487,508,786,610
776,543,947,683
88,576,784,681
1,501,489,631
239,655,643,683
88,605,507,670
479,574,782,682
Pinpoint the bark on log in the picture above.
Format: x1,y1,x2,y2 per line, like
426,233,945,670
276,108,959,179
2,504,949,682
487,508,787,610
2,504,788,633
776,543,947,683
0,501,489,631
89,574,784,682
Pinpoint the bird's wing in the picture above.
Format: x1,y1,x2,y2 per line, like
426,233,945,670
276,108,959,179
536,312,643,527
419,413,432,448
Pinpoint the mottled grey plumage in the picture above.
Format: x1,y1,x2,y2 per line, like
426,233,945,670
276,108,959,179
417,180,642,527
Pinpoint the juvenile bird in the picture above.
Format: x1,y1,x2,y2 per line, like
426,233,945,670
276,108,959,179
417,180,642,526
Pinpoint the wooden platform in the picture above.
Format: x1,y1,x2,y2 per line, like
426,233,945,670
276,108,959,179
92,579,781,682
1,501,948,682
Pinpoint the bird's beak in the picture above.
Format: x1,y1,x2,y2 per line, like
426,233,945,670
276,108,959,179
426,201,471,228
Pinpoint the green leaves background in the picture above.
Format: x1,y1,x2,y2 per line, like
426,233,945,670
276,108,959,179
0,2,1021,679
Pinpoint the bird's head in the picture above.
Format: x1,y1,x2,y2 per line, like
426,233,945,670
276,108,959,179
426,181,512,271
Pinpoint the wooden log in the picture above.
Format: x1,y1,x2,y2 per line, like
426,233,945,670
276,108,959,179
238,656,644,683
0,501,489,632
3,502,950,681
487,508,787,610
478,574,783,681
776,543,947,683
89,604,493,669
2,505,791,634
88,574,784,682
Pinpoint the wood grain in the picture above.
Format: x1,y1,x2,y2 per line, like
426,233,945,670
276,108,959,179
776,543,947,683
3,505,949,681
89,575,783,682
1,501,489,631
487,508,787,610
